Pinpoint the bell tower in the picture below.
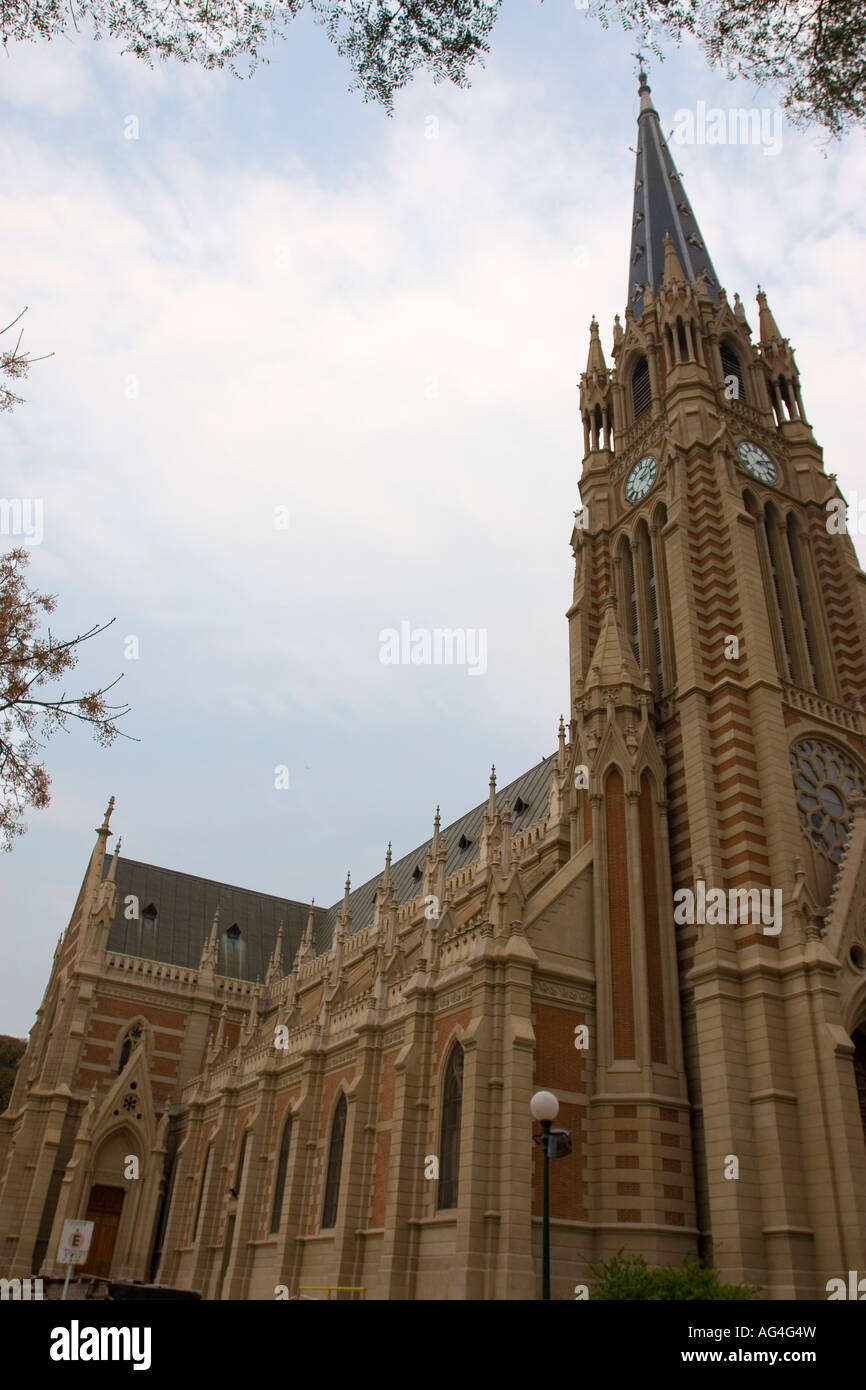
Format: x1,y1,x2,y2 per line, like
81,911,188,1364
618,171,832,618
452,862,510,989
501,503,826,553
569,69,866,1296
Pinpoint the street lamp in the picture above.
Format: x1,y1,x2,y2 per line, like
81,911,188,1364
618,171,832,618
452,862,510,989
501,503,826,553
531,1090,559,1301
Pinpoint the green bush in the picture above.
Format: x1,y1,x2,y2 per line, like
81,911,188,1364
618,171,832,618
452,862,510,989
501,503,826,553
589,1252,759,1301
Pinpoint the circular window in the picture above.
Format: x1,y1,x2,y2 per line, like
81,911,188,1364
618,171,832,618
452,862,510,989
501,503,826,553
790,738,866,863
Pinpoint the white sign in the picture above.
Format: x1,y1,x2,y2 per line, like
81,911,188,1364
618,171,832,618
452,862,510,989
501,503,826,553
57,1219,94,1266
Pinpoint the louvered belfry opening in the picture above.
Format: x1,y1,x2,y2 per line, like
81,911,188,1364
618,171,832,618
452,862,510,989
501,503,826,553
720,339,746,402
631,356,651,420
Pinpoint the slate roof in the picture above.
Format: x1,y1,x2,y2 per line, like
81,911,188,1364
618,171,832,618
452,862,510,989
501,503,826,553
628,71,720,319
321,754,556,937
102,754,555,982
105,858,327,981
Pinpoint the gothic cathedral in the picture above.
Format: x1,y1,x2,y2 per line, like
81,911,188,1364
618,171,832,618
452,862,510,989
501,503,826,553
2,73,866,1300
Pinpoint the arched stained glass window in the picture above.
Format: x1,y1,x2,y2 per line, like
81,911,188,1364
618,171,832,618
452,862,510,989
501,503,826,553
437,1044,464,1210
321,1094,347,1229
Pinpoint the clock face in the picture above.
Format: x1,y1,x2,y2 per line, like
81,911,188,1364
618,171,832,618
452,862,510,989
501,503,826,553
625,454,658,504
738,440,778,484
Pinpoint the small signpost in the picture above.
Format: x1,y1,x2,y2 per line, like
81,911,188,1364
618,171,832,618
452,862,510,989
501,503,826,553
57,1219,94,1300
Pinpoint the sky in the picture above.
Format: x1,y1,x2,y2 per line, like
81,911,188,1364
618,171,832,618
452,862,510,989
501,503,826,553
2,1,865,1036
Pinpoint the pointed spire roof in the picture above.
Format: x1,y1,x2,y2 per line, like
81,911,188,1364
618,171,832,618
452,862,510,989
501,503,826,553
584,316,607,375
382,843,393,893
431,808,442,858
585,592,644,691
628,68,720,318
295,899,315,967
199,904,220,971
756,285,783,344
556,715,567,773
105,836,122,884
486,765,497,820
265,923,284,986
337,872,352,931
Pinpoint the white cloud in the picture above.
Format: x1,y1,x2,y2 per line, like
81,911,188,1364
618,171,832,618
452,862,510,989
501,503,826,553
1,32,865,1031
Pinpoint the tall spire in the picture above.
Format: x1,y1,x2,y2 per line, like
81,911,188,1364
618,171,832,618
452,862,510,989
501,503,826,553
486,765,497,821
266,924,284,987
199,905,220,972
296,900,315,968
584,316,606,375
756,285,784,346
627,68,720,318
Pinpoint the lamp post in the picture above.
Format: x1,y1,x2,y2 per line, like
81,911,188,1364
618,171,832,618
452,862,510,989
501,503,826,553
531,1090,560,1301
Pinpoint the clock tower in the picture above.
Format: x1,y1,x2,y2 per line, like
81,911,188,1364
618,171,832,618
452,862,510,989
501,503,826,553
569,70,866,1296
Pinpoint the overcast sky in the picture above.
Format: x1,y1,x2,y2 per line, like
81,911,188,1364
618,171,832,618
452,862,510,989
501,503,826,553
2,3,865,1036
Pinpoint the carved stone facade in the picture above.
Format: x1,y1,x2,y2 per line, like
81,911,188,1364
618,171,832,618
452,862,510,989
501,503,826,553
1,73,866,1299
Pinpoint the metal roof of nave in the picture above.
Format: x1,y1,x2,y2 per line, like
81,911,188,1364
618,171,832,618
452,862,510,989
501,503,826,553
103,754,555,980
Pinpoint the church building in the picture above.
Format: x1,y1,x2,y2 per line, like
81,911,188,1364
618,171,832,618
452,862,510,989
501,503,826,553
2,72,866,1300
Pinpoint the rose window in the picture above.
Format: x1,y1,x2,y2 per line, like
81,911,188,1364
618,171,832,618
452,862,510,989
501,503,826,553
790,738,865,863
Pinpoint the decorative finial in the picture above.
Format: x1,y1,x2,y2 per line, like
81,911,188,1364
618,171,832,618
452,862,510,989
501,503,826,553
382,843,393,892
99,796,115,834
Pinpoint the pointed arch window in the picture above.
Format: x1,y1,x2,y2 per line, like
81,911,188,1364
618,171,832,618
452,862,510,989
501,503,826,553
269,1115,293,1234
763,501,799,682
321,1094,347,1229
233,1129,250,1197
616,522,669,697
618,538,639,665
191,1142,214,1242
631,356,651,421
637,521,663,696
437,1043,464,1210
117,1021,144,1075
786,511,834,697
852,1029,866,1151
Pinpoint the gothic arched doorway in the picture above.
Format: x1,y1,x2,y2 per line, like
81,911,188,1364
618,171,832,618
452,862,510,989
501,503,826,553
82,1185,125,1278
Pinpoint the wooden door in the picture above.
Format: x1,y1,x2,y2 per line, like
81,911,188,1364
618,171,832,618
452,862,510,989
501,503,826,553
82,1185,125,1278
